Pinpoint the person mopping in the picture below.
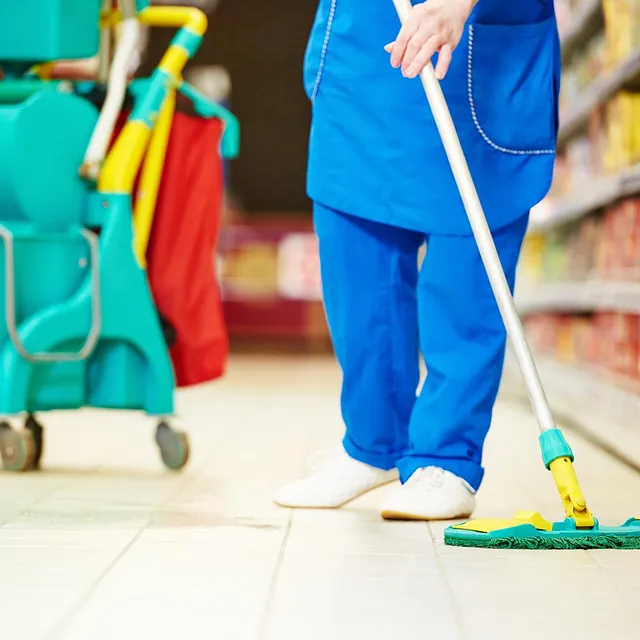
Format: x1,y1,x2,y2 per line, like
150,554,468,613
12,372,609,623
274,0,560,520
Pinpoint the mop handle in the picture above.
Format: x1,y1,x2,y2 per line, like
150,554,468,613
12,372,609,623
391,0,556,433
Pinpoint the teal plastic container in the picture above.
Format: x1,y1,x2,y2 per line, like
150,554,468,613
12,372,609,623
0,89,98,411
0,90,98,230
0,0,101,63
0,87,174,415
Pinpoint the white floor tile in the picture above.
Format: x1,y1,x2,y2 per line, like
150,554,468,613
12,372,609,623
0,354,637,640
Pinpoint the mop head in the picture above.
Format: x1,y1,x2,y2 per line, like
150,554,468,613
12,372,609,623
444,513,640,550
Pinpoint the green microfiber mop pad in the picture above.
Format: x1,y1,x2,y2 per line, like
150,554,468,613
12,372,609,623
444,517,640,550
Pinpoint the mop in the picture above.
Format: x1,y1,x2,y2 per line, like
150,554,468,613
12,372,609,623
391,0,640,549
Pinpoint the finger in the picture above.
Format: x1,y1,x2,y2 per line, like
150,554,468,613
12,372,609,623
390,16,420,68
434,43,453,80
391,28,415,68
404,34,445,78
384,42,394,53
401,26,432,73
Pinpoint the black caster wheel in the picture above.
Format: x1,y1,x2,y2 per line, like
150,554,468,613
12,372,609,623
0,422,37,472
25,414,44,469
155,421,190,471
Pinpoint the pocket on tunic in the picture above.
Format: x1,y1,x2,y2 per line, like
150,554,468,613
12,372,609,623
303,0,337,101
466,17,559,156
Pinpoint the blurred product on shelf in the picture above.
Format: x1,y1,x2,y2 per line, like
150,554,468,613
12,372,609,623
218,217,330,352
603,93,640,174
521,197,640,282
602,0,640,68
516,1,640,404
524,312,640,384
550,92,640,200
554,0,602,42
548,0,640,201
560,31,605,106
602,199,640,276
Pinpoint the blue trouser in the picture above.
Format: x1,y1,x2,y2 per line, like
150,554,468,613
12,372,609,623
314,203,529,491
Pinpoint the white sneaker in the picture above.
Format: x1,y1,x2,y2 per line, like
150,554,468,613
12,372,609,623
273,448,398,509
380,466,475,521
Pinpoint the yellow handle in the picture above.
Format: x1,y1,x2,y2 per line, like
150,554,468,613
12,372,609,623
140,7,207,77
98,6,207,194
133,87,176,268
548,457,594,528
138,6,207,32
101,6,207,34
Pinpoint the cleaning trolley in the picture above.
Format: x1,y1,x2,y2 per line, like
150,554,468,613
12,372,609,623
0,0,238,471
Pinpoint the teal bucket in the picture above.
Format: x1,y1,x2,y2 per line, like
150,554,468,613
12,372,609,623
0,0,101,63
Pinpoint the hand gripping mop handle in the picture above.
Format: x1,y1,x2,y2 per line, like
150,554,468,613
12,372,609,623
391,0,555,434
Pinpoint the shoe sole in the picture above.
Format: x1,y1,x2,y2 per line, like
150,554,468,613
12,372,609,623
380,510,472,522
273,477,399,510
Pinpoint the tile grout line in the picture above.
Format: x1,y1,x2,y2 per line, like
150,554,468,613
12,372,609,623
257,512,294,640
256,419,333,639
43,419,243,640
44,472,192,640
44,527,146,640
0,460,109,530
426,523,468,640
0,421,181,530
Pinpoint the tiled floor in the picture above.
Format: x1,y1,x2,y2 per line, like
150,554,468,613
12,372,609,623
1,354,639,640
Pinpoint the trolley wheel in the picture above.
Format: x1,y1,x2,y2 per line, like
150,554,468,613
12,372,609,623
24,414,44,469
0,422,37,472
155,421,190,471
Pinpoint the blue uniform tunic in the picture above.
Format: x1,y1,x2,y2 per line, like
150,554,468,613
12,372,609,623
305,0,560,235
304,1,561,489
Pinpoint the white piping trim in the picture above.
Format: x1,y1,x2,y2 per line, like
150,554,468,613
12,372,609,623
311,0,337,103
467,25,555,156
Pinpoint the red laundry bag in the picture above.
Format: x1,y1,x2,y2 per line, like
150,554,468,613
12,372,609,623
112,110,229,387
147,112,229,387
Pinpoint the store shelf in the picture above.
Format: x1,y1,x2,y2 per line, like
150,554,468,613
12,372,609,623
502,354,640,468
560,0,603,61
558,49,640,148
505,8,640,468
530,163,640,232
517,280,640,315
